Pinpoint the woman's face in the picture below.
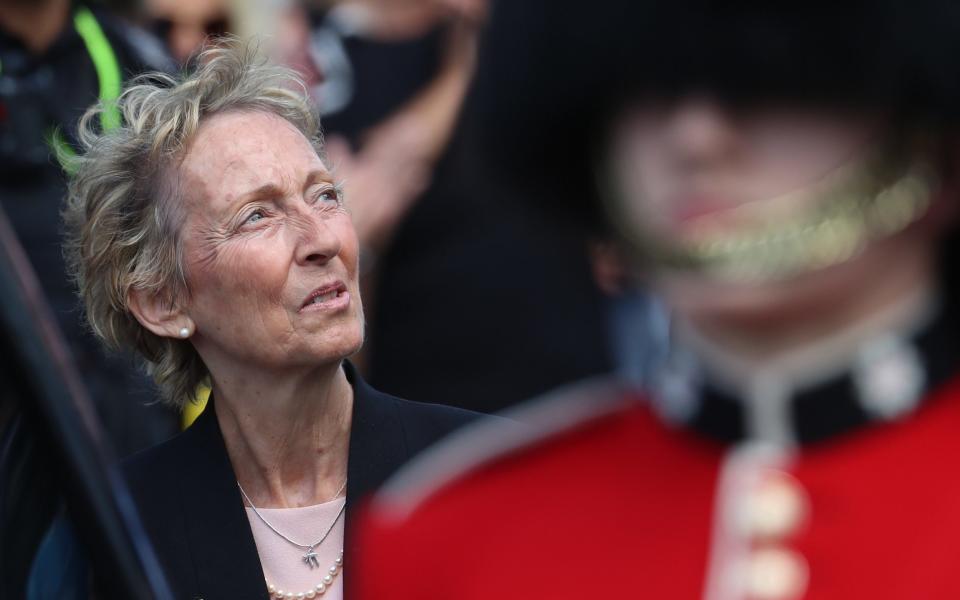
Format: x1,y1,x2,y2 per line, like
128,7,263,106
178,110,363,374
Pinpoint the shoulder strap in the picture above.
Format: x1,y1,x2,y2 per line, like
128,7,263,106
72,6,122,131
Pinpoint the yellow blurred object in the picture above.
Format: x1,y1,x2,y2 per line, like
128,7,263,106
181,383,211,429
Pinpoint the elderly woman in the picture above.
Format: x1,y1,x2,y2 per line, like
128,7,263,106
63,43,478,599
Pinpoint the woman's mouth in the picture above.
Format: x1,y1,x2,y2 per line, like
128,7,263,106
300,282,350,312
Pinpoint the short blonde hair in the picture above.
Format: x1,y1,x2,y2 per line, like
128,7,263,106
63,41,323,408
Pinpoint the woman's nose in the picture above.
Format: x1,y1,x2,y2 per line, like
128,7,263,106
293,212,342,266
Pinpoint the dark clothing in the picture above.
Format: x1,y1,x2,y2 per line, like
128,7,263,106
313,13,613,412
363,36,614,410
368,166,613,412
122,362,480,600
0,4,176,455
315,17,443,146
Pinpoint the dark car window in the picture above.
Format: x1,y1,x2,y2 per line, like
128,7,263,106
0,406,89,599
0,207,173,600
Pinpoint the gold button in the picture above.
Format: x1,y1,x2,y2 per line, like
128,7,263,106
743,547,808,600
740,469,808,540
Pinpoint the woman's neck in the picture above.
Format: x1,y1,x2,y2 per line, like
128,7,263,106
211,361,353,508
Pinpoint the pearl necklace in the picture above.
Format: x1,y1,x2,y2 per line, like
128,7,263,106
266,549,344,599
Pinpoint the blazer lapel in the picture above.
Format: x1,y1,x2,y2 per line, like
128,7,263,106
178,404,269,599
343,362,412,569
172,362,410,598
345,374,409,507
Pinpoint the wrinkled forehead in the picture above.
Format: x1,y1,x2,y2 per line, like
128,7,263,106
177,110,326,213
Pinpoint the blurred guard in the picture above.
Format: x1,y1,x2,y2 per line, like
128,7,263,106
355,2,960,599
0,0,175,455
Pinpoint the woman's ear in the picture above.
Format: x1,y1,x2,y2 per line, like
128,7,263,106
127,288,194,339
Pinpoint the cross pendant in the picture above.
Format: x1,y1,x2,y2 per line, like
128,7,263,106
303,548,320,569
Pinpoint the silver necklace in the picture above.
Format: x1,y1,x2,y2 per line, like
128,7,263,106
238,479,347,569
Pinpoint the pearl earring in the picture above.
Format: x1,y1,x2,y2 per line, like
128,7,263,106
179,327,191,338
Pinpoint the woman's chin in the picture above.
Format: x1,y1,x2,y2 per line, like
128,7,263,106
306,322,366,364
232,318,366,371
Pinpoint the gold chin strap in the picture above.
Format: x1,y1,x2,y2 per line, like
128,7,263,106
616,156,936,285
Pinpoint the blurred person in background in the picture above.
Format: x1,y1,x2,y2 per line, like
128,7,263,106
0,0,177,456
590,239,665,387
145,0,229,64
311,0,613,411
63,44,480,599
145,0,325,81
356,2,960,598
314,0,483,257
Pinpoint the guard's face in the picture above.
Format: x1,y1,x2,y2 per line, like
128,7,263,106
607,97,935,327
177,110,364,376
610,97,879,249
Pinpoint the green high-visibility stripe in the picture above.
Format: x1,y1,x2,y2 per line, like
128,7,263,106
48,128,79,175
73,6,121,131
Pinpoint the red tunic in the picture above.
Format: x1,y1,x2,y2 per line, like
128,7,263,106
354,376,960,599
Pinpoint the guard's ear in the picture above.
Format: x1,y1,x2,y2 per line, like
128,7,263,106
127,287,194,339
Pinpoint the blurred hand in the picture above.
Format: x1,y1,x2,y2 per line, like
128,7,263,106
325,134,431,252
433,0,489,25
271,5,324,88
338,0,488,40
325,14,481,253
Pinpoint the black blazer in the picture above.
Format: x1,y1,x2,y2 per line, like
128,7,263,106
123,362,479,599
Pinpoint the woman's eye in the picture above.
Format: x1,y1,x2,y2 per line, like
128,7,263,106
316,187,341,205
244,209,265,225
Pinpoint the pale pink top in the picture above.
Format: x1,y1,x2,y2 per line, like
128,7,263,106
244,497,346,599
